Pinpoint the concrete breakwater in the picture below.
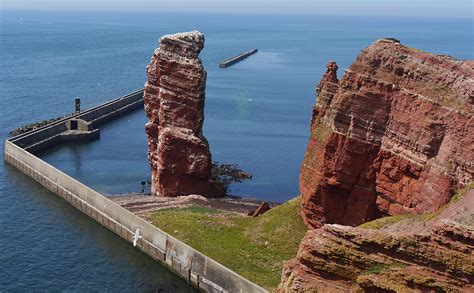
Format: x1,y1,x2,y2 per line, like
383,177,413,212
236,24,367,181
219,49,258,68
10,89,144,154
4,91,267,293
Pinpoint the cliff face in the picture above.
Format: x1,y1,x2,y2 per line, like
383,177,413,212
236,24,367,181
278,39,474,292
301,39,474,228
144,31,218,197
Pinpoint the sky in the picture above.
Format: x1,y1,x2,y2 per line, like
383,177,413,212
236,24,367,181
0,0,473,18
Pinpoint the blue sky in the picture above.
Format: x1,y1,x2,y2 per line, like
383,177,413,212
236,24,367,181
1,0,473,18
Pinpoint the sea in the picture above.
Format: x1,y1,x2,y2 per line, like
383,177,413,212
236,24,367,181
0,10,472,291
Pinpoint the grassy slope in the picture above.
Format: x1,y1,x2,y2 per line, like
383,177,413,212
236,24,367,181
359,182,474,229
149,197,307,289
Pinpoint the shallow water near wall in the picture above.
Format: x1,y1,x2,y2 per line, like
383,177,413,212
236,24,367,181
1,11,472,290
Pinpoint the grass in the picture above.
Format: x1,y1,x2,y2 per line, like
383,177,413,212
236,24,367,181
365,264,389,274
148,197,307,290
364,262,407,275
312,121,332,145
358,213,415,229
450,181,474,203
359,181,474,229
301,122,333,186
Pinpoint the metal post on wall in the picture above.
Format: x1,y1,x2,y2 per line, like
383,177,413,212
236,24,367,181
75,97,81,114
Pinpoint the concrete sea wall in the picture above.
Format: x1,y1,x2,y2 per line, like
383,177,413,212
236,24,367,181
10,89,144,153
4,92,267,293
219,49,258,68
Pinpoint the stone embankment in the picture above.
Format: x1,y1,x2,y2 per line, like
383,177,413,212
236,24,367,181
9,89,144,153
219,49,258,68
10,114,74,137
110,193,278,217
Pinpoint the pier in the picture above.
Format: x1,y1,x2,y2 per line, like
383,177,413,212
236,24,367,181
4,89,267,293
219,49,258,68
9,89,144,153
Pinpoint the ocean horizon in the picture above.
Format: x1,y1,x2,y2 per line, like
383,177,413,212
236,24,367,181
1,10,472,291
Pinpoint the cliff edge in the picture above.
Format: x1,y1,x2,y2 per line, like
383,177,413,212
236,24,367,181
279,39,474,292
278,187,473,292
300,39,474,228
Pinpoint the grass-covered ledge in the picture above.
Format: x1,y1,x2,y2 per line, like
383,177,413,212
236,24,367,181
148,197,307,290
359,182,474,230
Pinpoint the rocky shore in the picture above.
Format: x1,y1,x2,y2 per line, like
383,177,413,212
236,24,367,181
9,114,73,137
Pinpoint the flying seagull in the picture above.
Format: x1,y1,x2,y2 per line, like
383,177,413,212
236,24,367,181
132,228,142,247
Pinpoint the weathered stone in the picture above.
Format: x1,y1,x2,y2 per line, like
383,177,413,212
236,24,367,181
144,31,219,197
300,39,474,228
278,190,474,292
280,40,474,292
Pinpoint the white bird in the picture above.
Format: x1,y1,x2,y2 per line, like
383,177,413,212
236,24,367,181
132,228,142,247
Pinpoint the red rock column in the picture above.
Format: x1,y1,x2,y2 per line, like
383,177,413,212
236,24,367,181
144,31,218,197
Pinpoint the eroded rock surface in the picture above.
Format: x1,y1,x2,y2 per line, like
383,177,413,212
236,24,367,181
144,31,218,197
279,40,474,292
301,39,474,228
278,189,474,292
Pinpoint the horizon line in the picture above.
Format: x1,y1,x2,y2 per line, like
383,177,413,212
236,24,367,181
1,9,473,20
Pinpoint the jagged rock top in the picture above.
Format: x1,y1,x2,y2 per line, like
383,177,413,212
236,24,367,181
157,30,205,58
144,31,217,197
351,39,474,112
300,40,473,228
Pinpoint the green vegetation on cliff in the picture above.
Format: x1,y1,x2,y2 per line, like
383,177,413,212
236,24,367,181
359,182,474,229
149,197,307,289
358,213,415,229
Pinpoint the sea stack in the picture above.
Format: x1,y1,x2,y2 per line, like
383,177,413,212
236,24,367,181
300,38,474,228
144,31,218,197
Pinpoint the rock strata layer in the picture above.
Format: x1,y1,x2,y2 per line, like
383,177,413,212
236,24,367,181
279,220,474,292
278,189,474,292
300,39,474,228
144,31,218,197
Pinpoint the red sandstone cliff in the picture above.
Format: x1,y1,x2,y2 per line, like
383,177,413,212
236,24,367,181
278,39,474,292
278,188,474,292
300,39,474,228
144,31,218,197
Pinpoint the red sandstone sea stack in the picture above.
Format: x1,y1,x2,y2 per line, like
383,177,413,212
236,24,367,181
144,31,218,197
300,38,474,228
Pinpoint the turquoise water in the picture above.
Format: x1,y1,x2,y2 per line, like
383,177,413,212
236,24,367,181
1,11,472,291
